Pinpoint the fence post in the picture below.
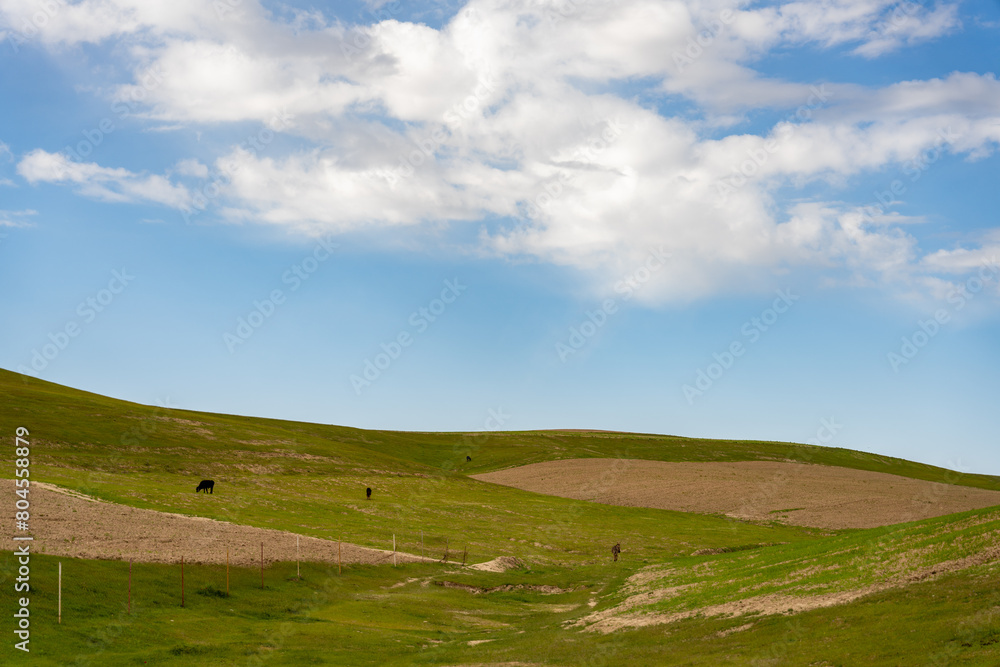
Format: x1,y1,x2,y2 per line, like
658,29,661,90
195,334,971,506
297,535,300,580
181,556,185,608
462,546,467,566
421,530,424,560
393,534,396,567
260,542,264,590
128,558,132,613
338,537,342,575
226,547,229,595
58,562,62,624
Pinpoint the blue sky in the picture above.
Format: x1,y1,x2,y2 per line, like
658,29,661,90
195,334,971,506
1,0,998,474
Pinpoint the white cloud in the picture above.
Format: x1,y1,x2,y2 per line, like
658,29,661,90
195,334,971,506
172,158,209,178
851,1,961,57
3,0,996,303
921,244,1000,274
739,0,961,58
18,150,191,209
0,208,37,227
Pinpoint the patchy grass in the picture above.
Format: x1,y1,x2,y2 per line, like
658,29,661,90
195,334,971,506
2,368,1000,665
1,549,999,666
0,369,820,565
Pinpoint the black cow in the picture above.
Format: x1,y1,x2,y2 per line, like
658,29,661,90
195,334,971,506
466,455,472,462
366,487,372,500
611,543,621,562
196,479,214,494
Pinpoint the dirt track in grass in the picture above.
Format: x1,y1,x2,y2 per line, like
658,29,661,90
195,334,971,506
1,479,432,566
471,459,1000,529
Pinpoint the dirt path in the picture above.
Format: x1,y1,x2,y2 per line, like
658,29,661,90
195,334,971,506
1,479,432,567
472,459,1000,529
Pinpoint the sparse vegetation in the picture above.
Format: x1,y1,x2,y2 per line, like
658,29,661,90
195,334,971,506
2,368,999,665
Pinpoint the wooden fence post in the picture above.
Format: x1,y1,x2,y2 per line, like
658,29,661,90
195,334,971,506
128,558,132,613
226,547,229,595
260,542,264,590
58,562,62,624
181,556,185,608
338,537,342,575
393,534,396,567
297,535,300,580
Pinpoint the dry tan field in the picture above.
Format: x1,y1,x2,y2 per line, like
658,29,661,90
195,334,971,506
472,458,1000,529
2,479,427,567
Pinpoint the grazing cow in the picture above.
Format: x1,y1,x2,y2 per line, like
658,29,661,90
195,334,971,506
466,456,472,462
366,487,372,500
611,543,621,562
196,480,214,494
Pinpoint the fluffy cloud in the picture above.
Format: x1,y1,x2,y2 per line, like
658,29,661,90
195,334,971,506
3,0,997,303
18,150,191,209
757,0,960,57
922,233,1000,274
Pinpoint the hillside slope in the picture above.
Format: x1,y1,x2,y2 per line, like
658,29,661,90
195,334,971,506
3,368,996,489
3,369,1000,665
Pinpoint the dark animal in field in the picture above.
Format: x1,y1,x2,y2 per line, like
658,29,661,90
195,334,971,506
466,455,472,462
611,543,621,562
366,487,372,500
196,480,214,494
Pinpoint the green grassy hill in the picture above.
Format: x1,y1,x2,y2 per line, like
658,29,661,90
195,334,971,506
3,368,998,487
2,368,999,665
3,512,999,665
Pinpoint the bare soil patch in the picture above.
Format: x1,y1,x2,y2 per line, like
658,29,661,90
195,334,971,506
1,480,431,567
472,459,1000,529
577,586,879,633
434,581,571,595
573,543,1000,634
468,556,524,573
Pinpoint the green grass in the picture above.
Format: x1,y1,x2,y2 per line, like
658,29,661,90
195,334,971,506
585,505,1000,623
3,368,997,489
2,543,999,665
0,368,825,564
2,367,1000,665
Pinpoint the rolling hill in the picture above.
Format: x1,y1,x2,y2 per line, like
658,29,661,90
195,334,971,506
2,368,998,665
